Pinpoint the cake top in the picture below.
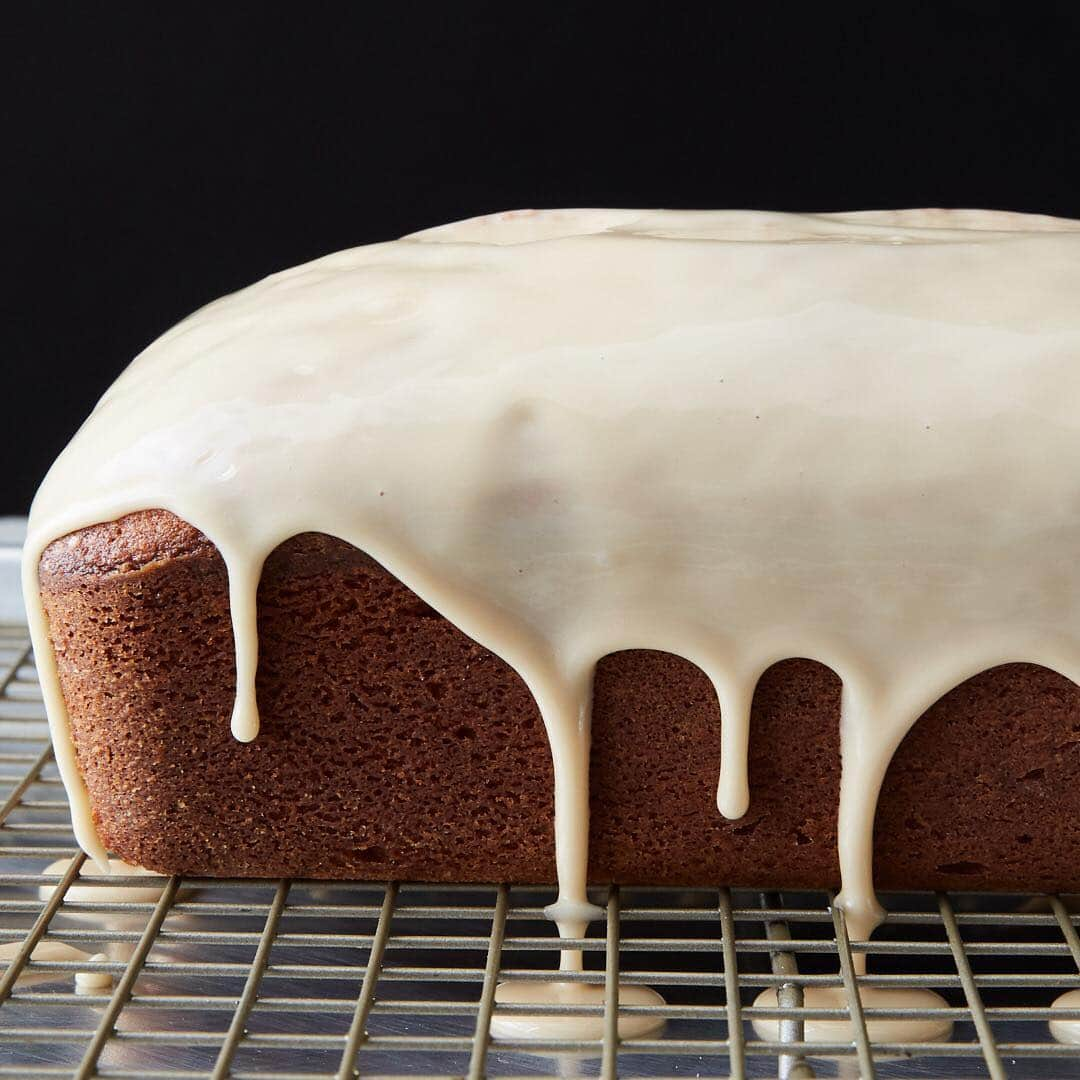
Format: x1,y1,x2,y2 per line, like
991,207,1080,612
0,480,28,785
24,208,1080,941
411,206,1080,243
29,207,1080,565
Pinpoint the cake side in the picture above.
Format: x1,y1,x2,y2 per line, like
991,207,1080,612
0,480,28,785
39,511,1080,891
589,652,843,887
39,512,557,880
40,511,848,884
875,664,1080,892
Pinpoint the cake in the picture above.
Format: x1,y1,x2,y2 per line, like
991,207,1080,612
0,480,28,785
24,208,1080,951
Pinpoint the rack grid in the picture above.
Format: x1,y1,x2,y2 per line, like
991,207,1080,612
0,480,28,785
2,621,1080,1078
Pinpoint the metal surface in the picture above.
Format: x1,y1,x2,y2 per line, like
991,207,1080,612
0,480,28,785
1,623,1080,1077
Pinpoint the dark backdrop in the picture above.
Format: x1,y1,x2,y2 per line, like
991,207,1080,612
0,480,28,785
4,3,1079,513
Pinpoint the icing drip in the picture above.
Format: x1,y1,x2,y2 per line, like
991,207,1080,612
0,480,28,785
224,549,266,743
22,207,1080,972
714,668,757,819
534,671,605,934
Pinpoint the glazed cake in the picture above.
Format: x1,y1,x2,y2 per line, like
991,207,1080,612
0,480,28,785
24,208,1080,957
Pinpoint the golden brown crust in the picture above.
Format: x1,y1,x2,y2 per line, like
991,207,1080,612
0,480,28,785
39,510,216,580
42,522,556,880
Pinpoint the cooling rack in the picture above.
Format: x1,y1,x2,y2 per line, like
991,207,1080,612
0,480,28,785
2,621,1080,1079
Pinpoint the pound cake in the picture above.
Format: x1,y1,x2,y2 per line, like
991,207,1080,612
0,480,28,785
24,208,1080,948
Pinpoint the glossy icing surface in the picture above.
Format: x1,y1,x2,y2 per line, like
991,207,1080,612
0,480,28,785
24,208,1080,968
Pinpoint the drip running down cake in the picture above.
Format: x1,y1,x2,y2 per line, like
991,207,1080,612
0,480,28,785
24,208,1080,964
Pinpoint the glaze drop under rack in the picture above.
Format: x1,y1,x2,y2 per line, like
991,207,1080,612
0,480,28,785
2,621,1080,1079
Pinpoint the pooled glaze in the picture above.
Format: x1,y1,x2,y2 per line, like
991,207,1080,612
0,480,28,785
494,928,668,1042
39,857,167,906
751,985,953,1044
74,954,112,992
23,208,1080,960
491,980,666,1041
0,941,107,989
1050,989,1080,1044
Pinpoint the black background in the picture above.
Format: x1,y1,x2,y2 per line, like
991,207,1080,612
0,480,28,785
4,3,1079,514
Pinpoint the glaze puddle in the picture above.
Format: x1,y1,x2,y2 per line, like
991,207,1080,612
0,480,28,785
1050,989,1080,1044
491,980,666,1041
751,984,953,1044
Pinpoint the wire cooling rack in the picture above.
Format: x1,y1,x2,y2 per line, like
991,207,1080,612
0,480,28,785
2,623,1080,1078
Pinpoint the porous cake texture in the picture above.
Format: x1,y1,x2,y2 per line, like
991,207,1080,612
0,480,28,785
39,510,1080,891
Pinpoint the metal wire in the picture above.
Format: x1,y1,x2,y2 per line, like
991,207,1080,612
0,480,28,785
830,896,874,1079
211,879,291,1080
335,880,397,1080
601,886,619,1080
466,883,507,1080
0,620,1078,1077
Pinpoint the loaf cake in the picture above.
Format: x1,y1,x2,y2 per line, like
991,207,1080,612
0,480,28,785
25,208,1080,948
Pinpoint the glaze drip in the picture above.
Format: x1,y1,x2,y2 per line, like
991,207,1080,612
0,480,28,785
23,207,1080,955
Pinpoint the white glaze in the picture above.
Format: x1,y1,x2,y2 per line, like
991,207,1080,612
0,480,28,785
751,985,952,1044
39,857,167,906
23,208,1080,957
491,980,665,1041
37,857,158,981
1050,989,1080,1044
0,940,103,988
74,953,112,992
